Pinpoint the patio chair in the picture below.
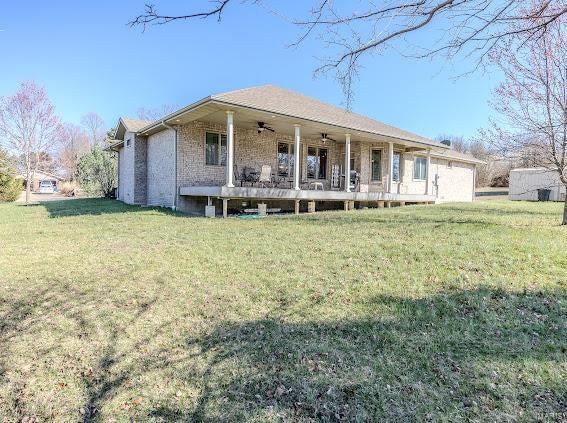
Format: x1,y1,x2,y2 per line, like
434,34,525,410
243,167,259,186
258,165,272,188
350,170,360,191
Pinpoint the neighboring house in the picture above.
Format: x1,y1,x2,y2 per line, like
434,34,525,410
16,170,63,192
109,85,482,216
509,167,566,201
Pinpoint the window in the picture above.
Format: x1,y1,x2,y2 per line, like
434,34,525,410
414,156,427,180
371,149,382,181
307,146,328,179
126,139,131,147
205,132,227,165
392,152,401,182
277,142,295,177
447,160,453,169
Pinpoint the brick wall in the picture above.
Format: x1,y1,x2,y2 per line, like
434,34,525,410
147,128,175,207
133,135,147,205
119,132,135,204
175,120,345,190
116,119,477,211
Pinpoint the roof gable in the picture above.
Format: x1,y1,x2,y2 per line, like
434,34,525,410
113,117,152,140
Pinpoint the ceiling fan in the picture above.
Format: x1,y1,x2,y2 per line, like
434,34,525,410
321,133,336,143
257,121,275,134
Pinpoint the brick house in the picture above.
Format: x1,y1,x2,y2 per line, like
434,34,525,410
109,85,483,216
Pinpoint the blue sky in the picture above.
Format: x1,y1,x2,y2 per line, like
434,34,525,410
0,1,500,139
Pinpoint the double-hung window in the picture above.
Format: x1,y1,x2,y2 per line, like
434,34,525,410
371,149,382,181
205,132,227,165
277,142,295,177
414,156,427,180
307,146,328,179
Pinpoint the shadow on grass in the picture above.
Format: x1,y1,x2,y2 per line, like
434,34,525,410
36,198,182,218
155,287,566,422
2,286,565,421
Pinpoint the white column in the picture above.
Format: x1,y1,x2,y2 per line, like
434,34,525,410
388,141,394,194
293,125,301,190
345,134,351,192
226,111,234,187
425,148,431,195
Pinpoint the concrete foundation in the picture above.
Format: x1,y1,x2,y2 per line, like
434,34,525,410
205,205,216,218
258,203,267,217
307,201,316,213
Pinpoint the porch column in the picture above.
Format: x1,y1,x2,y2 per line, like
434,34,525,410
226,111,235,187
388,141,394,193
345,134,351,192
294,125,301,190
425,148,431,195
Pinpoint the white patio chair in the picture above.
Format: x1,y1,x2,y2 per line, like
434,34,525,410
258,165,272,188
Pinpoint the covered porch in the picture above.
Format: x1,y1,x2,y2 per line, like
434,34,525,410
172,105,438,216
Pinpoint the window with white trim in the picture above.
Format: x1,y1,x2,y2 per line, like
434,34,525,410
414,156,427,180
205,132,227,165
371,149,382,181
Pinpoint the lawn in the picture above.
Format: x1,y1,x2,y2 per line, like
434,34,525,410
0,199,565,422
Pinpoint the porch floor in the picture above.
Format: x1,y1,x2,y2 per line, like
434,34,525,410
179,186,436,203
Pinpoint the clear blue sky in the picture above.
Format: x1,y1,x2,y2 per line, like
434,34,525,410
0,1,500,139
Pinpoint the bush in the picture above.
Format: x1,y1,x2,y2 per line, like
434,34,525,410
59,181,77,197
0,173,21,202
76,147,117,197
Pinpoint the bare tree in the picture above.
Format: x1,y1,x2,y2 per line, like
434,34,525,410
480,14,567,224
0,82,61,204
435,134,468,153
130,1,567,106
58,123,91,181
136,104,179,122
81,112,106,146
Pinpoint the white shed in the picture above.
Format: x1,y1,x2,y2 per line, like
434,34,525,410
509,167,566,201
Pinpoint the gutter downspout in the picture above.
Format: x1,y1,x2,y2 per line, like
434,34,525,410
160,121,178,211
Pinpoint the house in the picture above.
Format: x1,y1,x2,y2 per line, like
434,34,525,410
16,170,63,192
109,85,483,216
509,167,566,201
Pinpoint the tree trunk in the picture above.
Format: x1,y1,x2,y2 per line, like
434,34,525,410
563,191,567,225
25,168,30,205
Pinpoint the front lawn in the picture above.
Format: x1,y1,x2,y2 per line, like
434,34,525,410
0,199,565,422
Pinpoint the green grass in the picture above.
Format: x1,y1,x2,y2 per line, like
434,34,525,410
0,199,565,422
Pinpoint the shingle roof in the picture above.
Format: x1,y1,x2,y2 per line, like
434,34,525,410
121,117,152,132
432,148,485,164
211,85,444,148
